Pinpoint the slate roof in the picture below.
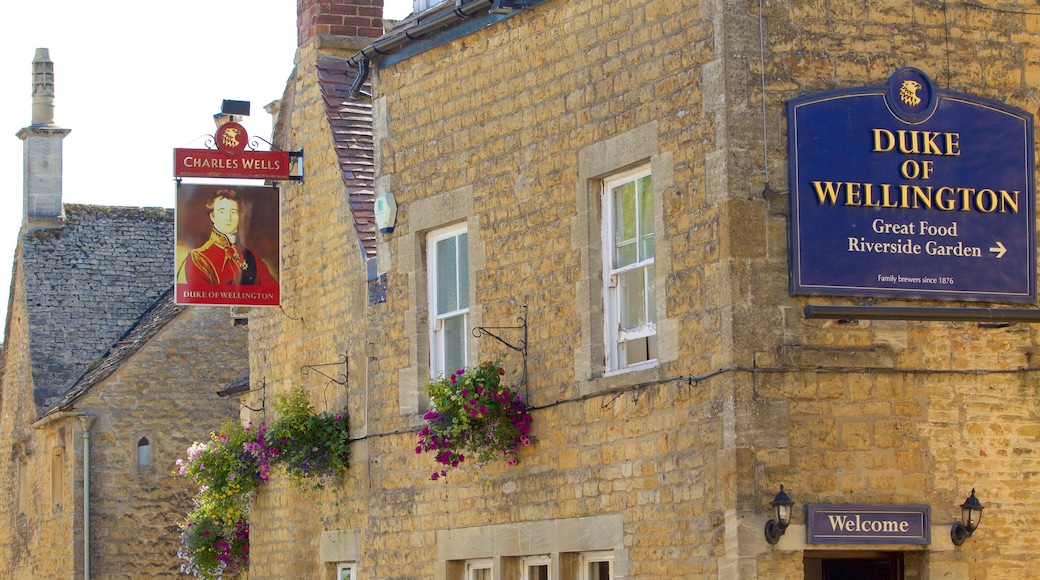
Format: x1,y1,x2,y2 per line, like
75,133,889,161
316,57,377,259
22,204,174,409
40,286,183,419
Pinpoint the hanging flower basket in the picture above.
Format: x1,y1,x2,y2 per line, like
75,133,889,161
416,361,534,480
265,387,351,490
175,419,260,579
176,387,350,578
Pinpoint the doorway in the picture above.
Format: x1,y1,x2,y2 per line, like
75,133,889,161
804,551,902,580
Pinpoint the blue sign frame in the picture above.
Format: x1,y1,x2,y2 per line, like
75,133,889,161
788,68,1036,302
807,504,931,545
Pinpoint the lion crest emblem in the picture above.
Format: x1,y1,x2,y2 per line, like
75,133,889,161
899,80,922,107
220,127,241,150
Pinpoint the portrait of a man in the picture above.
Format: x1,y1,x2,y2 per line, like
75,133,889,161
175,183,280,306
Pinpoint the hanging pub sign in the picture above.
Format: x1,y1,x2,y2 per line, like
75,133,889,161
174,121,292,180
175,183,281,307
788,68,1036,302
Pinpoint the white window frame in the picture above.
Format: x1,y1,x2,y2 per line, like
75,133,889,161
465,559,493,580
336,562,356,580
601,166,656,373
428,224,470,378
522,555,551,580
579,552,614,580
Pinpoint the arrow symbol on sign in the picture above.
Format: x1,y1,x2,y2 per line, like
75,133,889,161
989,241,1007,258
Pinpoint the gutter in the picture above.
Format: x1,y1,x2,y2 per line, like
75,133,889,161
345,0,495,97
346,0,494,68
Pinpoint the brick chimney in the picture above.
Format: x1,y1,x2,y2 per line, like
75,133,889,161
297,0,385,47
16,48,70,230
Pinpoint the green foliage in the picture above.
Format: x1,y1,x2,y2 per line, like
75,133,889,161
178,512,249,579
267,387,351,490
176,419,262,526
176,388,351,577
175,419,262,578
417,361,534,480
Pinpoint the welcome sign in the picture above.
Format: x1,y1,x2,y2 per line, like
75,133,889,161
807,504,931,545
788,68,1036,302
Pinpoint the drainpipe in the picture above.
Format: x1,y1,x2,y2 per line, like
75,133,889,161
349,58,372,102
79,415,95,579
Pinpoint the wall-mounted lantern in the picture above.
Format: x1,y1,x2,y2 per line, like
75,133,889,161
950,488,984,546
765,485,794,545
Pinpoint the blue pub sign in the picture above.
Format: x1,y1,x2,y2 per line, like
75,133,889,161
788,68,1036,302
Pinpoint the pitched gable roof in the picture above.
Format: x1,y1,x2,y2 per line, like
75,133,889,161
22,204,174,408
39,286,183,419
316,57,377,259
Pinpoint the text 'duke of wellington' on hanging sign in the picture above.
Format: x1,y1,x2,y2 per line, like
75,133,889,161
174,121,290,180
788,68,1036,302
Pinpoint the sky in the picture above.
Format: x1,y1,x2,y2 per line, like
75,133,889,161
0,0,413,325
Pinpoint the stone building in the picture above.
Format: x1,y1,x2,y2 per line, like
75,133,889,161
0,49,249,578
243,0,1040,578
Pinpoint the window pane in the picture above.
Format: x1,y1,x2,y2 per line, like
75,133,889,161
613,181,637,267
638,174,653,260
618,267,648,330
436,236,458,314
443,313,467,374
646,263,656,323
471,569,491,580
137,442,151,467
615,240,637,268
588,561,611,580
527,564,549,580
457,232,469,309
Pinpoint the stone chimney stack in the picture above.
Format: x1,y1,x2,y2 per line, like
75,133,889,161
16,48,70,230
297,0,385,47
